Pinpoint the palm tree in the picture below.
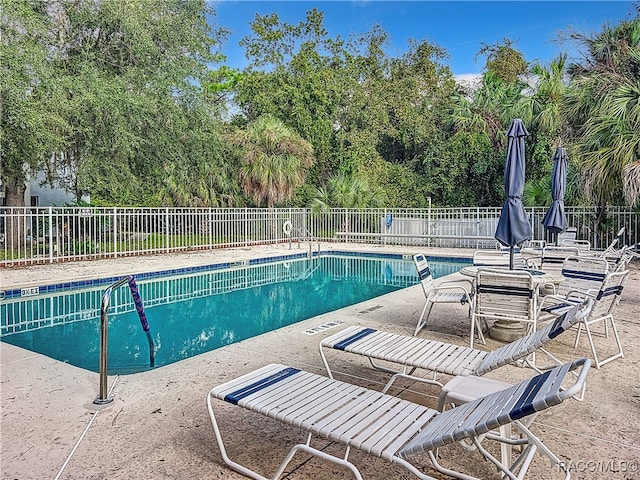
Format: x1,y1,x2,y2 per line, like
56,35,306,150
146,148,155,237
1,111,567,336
310,172,385,233
236,115,314,208
523,177,551,207
564,19,640,208
529,55,568,140
160,159,239,208
310,173,385,211
448,71,531,151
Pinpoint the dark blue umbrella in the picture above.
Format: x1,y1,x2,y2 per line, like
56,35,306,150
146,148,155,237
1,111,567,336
542,147,568,245
495,119,532,269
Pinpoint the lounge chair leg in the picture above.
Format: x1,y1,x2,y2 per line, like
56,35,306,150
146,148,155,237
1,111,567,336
382,370,443,393
208,395,365,480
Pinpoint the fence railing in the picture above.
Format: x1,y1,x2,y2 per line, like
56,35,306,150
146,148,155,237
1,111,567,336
1,206,637,266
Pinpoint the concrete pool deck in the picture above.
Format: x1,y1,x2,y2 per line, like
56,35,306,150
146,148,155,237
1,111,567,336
1,243,639,480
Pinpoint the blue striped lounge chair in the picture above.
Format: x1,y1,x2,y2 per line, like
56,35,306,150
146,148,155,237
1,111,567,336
319,299,592,395
207,357,591,480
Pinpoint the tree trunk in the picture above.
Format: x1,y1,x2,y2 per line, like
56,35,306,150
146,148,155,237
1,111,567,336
3,178,27,251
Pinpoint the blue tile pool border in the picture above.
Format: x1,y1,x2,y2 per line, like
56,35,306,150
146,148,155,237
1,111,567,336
0,251,471,299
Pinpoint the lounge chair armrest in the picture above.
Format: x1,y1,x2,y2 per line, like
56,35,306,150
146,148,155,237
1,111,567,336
559,357,592,401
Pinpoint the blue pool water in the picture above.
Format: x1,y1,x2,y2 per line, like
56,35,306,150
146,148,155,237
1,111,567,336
0,254,466,374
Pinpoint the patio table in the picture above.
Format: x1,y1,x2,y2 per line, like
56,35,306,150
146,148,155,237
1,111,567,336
459,265,565,287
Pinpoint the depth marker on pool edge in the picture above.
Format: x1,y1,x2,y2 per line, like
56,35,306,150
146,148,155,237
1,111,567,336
303,320,345,336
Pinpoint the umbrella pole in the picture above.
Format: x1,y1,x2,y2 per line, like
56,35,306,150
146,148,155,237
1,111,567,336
509,246,515,270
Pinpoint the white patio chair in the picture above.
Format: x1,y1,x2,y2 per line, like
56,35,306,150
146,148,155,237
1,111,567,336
207,357,591,480
573,269,629,368
538,255,609,320
556,227,577,244
560,238,591,251
412,253,472,337
604,227,625,254
473,249,526,268
526,245,581,273
471,268,539,350
538,267,628,368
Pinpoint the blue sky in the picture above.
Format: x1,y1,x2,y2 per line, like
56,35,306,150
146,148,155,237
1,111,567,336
209,1,636,76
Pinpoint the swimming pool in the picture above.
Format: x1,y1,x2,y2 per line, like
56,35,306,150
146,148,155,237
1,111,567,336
0,253,467,374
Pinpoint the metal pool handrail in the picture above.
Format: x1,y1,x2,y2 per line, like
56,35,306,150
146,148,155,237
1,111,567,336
95,275,154,405
286,223,320,259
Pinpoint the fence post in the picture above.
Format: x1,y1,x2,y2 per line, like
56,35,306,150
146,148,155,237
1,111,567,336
245,208,248,247
165,208,170,253
48,207,54,264
112,207,118,258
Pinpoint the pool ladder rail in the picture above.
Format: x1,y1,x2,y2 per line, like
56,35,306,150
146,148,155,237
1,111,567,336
284,221,320,259
94,275,154,405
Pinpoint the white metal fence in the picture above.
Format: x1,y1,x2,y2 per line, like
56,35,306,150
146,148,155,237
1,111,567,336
1,206,638,266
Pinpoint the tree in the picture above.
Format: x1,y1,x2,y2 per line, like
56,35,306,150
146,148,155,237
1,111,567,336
564,18,640,208
475,38,529,84
525,55,570,180
235,10,458,207
157,111,240,208
445,67,531,206
235,9,359,186
1,0,69,207
448,70,531,153
310,172,384,211
235,115,314,208
2,0,228,207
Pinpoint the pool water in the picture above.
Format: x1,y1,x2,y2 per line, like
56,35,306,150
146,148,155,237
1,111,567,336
0,255,465,374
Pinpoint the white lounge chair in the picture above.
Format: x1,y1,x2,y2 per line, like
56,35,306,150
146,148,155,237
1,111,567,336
207,357,591,480
574,269,628,368
412,253,472,337
320,300,592,394
604,227,625,254
556,227,578,244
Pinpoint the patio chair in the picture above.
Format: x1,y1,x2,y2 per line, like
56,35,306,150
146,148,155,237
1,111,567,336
579,227,627,267
538,255,609,318
471,268,539,349
573,269,628,368
412,254,472,337
526,245,581,273
603,243,637,271
556,227,577,244
320,299,592,395
538,268,628,368
473,249,526,268
560,238,591,251
207,357,591,480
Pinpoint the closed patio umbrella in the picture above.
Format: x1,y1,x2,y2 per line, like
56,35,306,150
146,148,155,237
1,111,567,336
495,119,532,269
542,147,568,245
